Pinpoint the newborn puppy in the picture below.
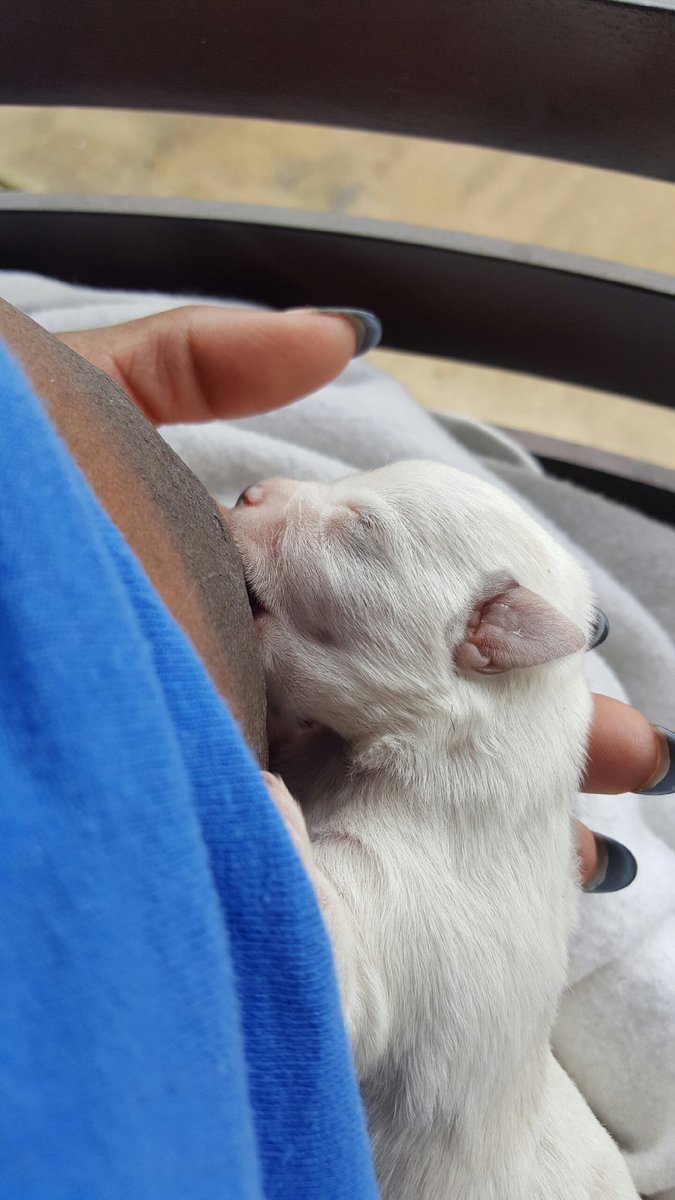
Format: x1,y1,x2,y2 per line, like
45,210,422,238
227,461,638,1200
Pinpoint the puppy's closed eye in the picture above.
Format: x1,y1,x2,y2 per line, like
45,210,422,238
346,504,378,529
331,504,388,557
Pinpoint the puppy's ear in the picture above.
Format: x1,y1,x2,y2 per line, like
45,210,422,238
453,576,585,675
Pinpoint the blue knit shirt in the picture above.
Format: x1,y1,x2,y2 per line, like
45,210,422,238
0,342,378,1200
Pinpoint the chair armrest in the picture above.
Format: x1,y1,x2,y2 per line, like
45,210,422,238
1,193,674,410
498,430,675,526
3,0,675,180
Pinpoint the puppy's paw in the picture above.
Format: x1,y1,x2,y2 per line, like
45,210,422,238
261,770,315,876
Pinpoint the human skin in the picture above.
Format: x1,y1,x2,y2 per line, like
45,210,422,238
0,297,666,884
0,299,358,765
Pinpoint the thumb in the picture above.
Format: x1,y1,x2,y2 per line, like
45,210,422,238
58,305,380,425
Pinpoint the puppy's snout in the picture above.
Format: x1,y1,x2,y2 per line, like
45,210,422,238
235,477,300,509
235,484,265,508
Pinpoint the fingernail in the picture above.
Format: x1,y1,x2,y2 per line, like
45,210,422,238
313,308,382,356
583,834,638,893
589,607,609,649
637,726,675,796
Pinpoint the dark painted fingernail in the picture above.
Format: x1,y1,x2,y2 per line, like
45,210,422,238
313,308,382,356
583,834,637,893
637,727,675,796
589,607,609,649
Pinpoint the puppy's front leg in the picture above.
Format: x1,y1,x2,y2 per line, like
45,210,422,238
262,771,390,1074
262,771,318,878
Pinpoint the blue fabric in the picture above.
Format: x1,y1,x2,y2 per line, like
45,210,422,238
0,342,378,1200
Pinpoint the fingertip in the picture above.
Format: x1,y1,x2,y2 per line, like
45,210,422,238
582,834,637,893
230,308,361,415
277,308,361,371
310,308,383,356
636,726,675,795
584,695,665,794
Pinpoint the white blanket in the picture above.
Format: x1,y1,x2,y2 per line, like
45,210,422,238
5,270,675,1199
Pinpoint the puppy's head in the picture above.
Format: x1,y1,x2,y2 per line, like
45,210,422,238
226,461,593,741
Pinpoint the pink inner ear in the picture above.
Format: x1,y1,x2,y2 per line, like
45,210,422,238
454,580,586,675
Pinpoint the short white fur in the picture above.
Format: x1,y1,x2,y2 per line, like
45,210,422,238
228,461,638,1200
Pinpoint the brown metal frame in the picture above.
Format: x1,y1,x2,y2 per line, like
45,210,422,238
1,0,674,521
4,0,675,180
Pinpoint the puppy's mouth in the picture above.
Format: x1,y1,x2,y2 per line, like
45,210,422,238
244,575,268,621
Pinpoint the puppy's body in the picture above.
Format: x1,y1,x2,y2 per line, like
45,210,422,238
229,462,638,1200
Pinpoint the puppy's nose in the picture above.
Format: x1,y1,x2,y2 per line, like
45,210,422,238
235,484,265,507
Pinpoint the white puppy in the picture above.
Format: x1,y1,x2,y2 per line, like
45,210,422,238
227,461,638,1200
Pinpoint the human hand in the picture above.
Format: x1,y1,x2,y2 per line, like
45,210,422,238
57,305,381,426
578,696,673,892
